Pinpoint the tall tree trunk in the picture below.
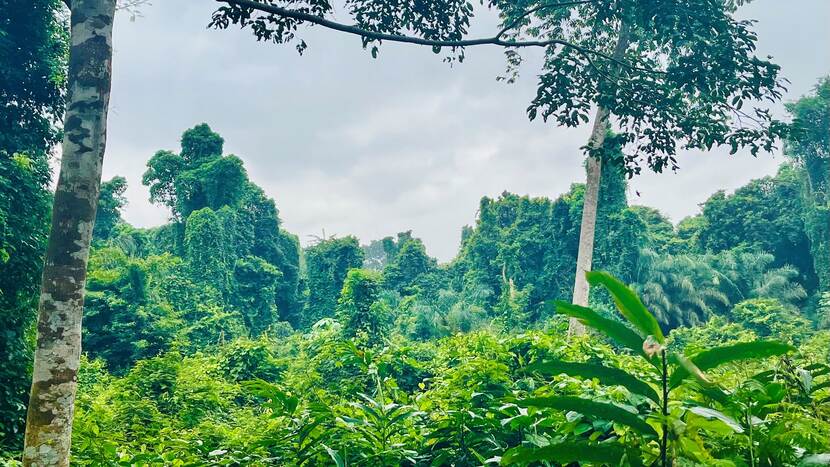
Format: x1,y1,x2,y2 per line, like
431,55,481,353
569,24,631,336
23,0,116,465
569,108,611,335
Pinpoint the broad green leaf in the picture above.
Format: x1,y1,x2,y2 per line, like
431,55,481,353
670,341,795,388
751,369,777,384
586,271,664,343
806,363,830,378
526,360,660,403
501,441,625,465
688,406,744,433
551,301,651,362
670,352,712,388
322,444,345,467
243,379,299,414
813,380,830,393
518,396,657,437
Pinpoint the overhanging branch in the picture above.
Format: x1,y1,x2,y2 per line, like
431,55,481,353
216,0,664,75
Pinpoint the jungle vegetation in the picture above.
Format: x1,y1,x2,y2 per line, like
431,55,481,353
1,0,829,465
2,115,828,465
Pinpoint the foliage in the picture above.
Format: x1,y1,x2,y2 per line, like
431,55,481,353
697,165,817,291
0,153,52,451
60,272,830,466
304,236,364,328
93,176,127,241
381,234,438,295
212,0,786,174
336,269,391,347
785,77,830,296
0,0,66,451
731,299,814,345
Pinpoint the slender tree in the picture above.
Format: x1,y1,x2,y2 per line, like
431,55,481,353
23,0,116,464
569,24,631,334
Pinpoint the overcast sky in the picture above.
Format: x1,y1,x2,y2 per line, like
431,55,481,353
102,1,830,262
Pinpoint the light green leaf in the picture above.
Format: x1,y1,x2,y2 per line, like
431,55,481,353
551,301,652,363
526,360,660,403
519,396,657,437
688,406,744,433
670,341,795,388
501,441,625,465
586,271,664,343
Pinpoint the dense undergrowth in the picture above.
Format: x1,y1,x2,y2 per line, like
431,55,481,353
63,276,829,466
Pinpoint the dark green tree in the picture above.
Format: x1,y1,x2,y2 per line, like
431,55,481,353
93,176,128,241
0,154,53,449
144,125,304,326
233,256,281,335
0,0,66,450
303,236,364,328
83,248,183,372
143,124,246,220
697,165,816,290
184,207,234,297
336,269,390,346
382,235,438,295
630,206,676,255
785,77,830,296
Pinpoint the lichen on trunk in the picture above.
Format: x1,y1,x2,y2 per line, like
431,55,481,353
23,0,116,465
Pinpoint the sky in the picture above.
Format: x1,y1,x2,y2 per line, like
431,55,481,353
102,0,830,262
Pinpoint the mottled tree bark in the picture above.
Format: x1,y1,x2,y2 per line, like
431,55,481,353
569,108,611,335
23,0,116,465
569,24,631,336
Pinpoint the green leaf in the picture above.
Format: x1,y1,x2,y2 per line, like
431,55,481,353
806,364,830,383
813,380,830,393
688,406,744,433
670,352,712,388
322,444,345,467
501,441,625,465
586,271,664,343
551,301,651,362
670,341,795,388
243,379,299,414
526,360,660,403
518,396,657,437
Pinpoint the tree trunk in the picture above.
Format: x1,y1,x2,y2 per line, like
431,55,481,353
568,23,631,336
569,107,611,335
23,0,116,465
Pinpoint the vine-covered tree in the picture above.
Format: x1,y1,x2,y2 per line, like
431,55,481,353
92,176,127,241
697,165,816,290
336,268,390,346
382,235,438,295
304,236,365,328
785,77,830,296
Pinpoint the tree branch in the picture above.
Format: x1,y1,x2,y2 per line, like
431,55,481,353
495,0,599,39
216,0,663,75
